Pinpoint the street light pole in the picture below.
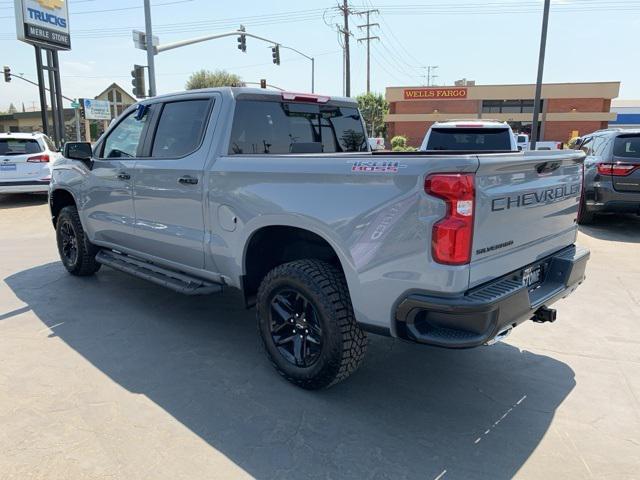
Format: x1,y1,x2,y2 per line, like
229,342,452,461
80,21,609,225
144,0,157,97
530,0,551,151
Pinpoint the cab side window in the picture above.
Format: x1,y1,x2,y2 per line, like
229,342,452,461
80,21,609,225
150,99,211,158
102,108,150,159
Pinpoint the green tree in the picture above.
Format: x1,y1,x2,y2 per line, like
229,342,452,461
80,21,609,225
390,135,417,152
185,69,245,90
356,92,389,138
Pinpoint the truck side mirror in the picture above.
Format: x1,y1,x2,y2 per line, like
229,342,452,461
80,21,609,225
63,142,92,161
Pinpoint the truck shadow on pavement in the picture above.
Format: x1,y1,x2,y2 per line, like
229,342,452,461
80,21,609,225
579,213,640,243
6,262,576,480
0,193,48,210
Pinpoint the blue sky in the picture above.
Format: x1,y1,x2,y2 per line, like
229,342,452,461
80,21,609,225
1,0,638,111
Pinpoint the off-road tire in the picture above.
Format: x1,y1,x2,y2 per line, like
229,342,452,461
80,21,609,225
56,206,101,276
257,259,367,389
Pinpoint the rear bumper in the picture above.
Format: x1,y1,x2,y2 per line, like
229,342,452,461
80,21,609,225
395,245,589,348
0,180,50,194
587,184,640,214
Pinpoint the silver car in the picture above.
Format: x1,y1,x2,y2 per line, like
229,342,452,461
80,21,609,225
0,132,58,194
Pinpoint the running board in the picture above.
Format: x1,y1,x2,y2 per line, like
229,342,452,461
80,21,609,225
96,250,223,295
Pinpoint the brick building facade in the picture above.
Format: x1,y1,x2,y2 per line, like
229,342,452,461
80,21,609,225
385,82,620,147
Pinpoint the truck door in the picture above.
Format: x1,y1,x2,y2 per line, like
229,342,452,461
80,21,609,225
82,106,152,248
129,96,215,269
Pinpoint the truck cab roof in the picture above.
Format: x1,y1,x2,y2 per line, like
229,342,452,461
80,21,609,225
430,119,511,129
137,87,357,108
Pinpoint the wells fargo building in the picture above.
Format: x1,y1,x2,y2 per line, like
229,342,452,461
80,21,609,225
385,81,620,147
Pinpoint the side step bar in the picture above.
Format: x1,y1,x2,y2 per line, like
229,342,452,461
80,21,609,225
96,250,223,296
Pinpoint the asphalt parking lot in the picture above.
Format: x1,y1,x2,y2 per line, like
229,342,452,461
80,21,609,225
1,193,639,480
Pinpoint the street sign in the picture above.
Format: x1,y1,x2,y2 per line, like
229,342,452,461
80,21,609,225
81,99,111,121
14,0,71,50
132,30,159,50
70,100,79,109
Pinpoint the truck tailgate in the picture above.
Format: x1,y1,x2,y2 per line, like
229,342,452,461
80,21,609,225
470,150,585,287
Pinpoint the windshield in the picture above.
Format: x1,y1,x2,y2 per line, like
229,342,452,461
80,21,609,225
426,128,513,151
0,138,43,156
613,135,640,158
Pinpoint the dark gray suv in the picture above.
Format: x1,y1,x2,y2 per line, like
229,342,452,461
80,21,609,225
578,128,640,224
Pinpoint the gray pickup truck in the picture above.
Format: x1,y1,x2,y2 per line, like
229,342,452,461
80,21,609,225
50,88,589,389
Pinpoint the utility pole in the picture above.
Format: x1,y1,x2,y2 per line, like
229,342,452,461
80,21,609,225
357,10,379,94
144,0,157,97
530,0,551,150
339,0,351,97
421,65,439,86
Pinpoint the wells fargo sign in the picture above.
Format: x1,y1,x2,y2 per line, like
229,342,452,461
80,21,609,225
404,87,468,100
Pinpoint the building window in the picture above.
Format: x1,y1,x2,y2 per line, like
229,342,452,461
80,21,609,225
482,99,542,114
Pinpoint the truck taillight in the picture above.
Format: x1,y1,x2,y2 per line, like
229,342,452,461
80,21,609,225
27,154,50,163
424,173,475,265
281,92,330,103
596,163,638,176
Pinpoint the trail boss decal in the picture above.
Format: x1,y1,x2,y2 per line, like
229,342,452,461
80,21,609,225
349,160,406,173
492,183,580,212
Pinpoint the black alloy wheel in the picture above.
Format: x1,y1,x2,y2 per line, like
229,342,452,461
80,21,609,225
269,289,323,368
59,220,79,265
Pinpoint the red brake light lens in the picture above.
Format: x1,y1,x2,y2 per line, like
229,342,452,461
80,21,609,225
27,154,50,163
596,163,638,176
424,173,475,265
281,92,330,103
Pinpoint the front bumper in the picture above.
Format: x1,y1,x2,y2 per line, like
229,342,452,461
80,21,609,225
395,245,590,348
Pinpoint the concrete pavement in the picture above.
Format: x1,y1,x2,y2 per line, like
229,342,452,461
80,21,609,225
0,193,639,479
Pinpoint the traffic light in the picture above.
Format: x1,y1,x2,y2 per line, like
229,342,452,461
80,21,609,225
131,64,146,99
3,66,10,83
271,45,280,65
237,24,246,53
260,78,267,89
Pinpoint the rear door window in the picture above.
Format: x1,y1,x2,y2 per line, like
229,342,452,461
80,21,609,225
151,99,212,158
426,128,513,151
613,135,640,158
228,100,367,154
0,138,43,156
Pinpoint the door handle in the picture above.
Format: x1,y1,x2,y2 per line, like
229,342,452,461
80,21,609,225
117,172,131,180
178,176,199,185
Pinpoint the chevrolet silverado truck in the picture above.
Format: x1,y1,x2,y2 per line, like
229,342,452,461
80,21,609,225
50,88,589,389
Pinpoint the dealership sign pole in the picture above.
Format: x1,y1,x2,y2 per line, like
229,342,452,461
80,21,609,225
14,0,71,147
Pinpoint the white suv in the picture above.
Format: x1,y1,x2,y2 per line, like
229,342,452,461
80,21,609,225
420,120,517,151
0,132,59,194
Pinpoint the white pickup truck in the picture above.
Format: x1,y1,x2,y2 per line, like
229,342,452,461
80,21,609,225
420,120,517,151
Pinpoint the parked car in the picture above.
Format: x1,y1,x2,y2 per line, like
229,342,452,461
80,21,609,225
420,119,517,151
50,88,589,389
368,137,385,151
515,133,529,151
578,128,640,224
0,132,58,194
534,141,563,151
